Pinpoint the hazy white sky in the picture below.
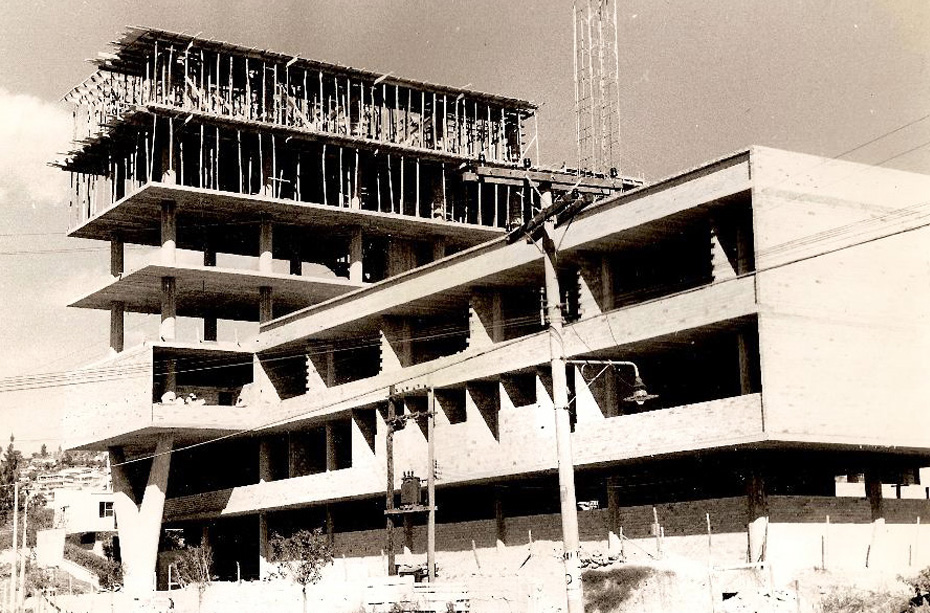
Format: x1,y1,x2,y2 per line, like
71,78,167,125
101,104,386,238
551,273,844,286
0,0,928,450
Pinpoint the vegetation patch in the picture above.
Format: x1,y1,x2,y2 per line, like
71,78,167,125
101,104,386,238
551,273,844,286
582,566,656,612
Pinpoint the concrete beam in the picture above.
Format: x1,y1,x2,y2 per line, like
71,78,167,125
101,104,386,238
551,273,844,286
711,223,737,282
468,290,504,348
270,277,758,420
307,344,335,394
576,255,614,317
380,318,412,372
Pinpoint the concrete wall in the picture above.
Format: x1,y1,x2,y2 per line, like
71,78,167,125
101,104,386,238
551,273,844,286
62,346,154,449
752,147,930,448
316,495,930,582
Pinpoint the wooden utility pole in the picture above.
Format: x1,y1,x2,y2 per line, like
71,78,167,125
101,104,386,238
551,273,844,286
542,211,584,613
385,388,397,575
427,387,436,581
10,481,19,613
18,492,29,611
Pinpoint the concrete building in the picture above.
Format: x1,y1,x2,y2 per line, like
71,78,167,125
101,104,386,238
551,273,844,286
60,28,930,598
50,489,116,535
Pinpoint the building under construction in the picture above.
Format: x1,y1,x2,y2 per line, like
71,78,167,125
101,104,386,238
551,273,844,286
59,26,930,602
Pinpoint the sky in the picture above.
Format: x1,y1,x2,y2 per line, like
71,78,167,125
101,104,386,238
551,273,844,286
0,0,928,452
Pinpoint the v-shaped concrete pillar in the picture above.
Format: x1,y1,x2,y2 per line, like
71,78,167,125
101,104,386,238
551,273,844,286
109,435,173,596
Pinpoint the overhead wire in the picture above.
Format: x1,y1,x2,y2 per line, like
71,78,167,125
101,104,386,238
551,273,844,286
6,114,930,461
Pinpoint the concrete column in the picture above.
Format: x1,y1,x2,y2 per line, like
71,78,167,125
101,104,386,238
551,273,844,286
164,358,177,397
258,439,273,483
495,487,506,547
259,287,273,324
431,164,445,220
348,227,364,283
258,218,273,274
289,254,302,276
109,435,173,597
865,469,886,567
737,331,753,395
203,314,218,342
600,256,615,310
261,134,274,197
735,223,751,275
326,504,336,548
432,237,446,262
607,475,621,537
203,242,216,267
160,276,177,341
258,512,272,579
746,470,768,563
110,237,124,278
160,200,177,266
109,302,125,354
387,239,416,277
866,470,884,522
350,150,362,210
160,128,175,184
325,422,336,472
507,184,523,231
202,242,218,339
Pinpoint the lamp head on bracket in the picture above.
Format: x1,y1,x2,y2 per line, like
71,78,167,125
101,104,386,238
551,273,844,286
623,376,659,406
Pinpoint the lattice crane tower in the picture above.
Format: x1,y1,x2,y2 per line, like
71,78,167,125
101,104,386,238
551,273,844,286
573,0,622,175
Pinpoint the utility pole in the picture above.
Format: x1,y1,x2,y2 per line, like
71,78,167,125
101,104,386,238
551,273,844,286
385,387,397,576
9,481,19,613
427,387,436,582
541,211,584,613
18,492,29,612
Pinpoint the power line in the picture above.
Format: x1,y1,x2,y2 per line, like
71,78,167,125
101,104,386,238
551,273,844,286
9,120,930,457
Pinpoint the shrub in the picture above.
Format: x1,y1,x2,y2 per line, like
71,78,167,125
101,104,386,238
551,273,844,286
172,544,214,591
63,542,122,590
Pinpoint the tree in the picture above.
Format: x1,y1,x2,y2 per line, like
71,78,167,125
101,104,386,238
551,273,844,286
269,528,333,613
173,543,214,611
39,444,47,458
0,435,24,518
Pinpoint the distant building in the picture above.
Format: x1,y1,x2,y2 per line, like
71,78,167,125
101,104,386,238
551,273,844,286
51,489,116,535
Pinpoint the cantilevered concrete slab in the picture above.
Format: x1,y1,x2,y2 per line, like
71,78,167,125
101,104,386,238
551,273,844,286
68,182,505,253
71,263,364,321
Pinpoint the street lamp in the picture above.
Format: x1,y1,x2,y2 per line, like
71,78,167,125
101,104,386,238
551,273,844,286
568,359,659,406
